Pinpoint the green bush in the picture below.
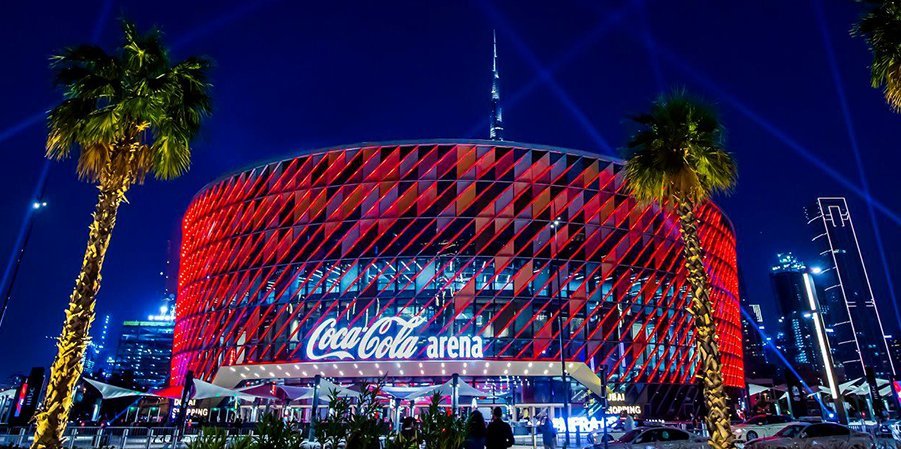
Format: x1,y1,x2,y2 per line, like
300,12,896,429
315,390,352,449
345,384,388,449
315,381,388,449
255,413,302,449
418,393,465,449
187,427,229,449
230,435,256,449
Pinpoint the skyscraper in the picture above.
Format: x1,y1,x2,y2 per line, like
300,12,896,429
750,304,764,324
489,31,503,141
741,297,770,380
887,336,901,374
83,314,110,377
739,269,770,379
770,253,823,384
111,305,174,390
807,197,895,381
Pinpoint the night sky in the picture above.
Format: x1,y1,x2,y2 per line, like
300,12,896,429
1,0,899,379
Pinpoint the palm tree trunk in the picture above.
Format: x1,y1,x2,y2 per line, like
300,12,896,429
31,179,129,449
675,196,735,449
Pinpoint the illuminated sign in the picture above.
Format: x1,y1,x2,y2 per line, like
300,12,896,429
426,335,484,359
306,316,484,361
552,416,617,432
605,390,642,416
171,399,209,419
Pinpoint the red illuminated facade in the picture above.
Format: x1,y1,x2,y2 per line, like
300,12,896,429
173,141,743,398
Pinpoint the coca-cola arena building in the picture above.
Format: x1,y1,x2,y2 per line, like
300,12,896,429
172,140,743,420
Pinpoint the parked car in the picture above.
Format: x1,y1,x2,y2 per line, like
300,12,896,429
745,422,874,449
588,419,665,444
875,419,901,440
732,414,796,441
796,416,825,424
589,426,707,449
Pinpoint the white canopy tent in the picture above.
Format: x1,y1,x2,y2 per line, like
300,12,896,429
805,386,832,397
237,384,282,400
382,386,424,398
194,379,261,400
281,385,313,400
154,379,261,401
403,378,490,400
237,384,312,401
299,379,360,400
84,378,157,399
747,384,773,396
837,377,892,396
839,378,864,395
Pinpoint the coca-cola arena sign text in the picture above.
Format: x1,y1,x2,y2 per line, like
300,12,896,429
305,316,485,361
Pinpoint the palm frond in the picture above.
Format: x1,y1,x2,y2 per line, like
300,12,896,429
621,90,736,207
45,19,212,184
852,0,901,110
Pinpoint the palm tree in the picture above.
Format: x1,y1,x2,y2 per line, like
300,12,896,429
32,21,211,449
852,0,901,111
622,91,737,449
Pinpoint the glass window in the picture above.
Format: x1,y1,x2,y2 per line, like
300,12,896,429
618,429,642,443
803,424,849,438
663,429,689,441
775,425,806,438
635,429,661,443
744,415,766,426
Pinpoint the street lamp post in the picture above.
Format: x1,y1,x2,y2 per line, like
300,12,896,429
309,374,321,441
551,218,570,449
558,314,570,449
600,364,609,449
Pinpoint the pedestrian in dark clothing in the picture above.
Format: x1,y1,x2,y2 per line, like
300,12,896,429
464,411,488,449
539,415,556,449
400,416,418,444
486,407,515,449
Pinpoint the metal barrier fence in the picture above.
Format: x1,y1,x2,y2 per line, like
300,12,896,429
0,424,897,449
0,426,256,449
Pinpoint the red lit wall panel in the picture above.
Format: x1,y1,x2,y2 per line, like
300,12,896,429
173,142,744,388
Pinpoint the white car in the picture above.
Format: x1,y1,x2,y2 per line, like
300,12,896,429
587,418,641,444
591,426,707,449
745,422,874,449
733,415,796,442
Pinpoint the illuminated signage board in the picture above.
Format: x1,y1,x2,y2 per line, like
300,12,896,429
606,391,642,415
306,316,484,361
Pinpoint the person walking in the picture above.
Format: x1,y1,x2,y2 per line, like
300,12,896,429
539,414,557,449
620,412,635,432
465,410,488,449
487,407,515,449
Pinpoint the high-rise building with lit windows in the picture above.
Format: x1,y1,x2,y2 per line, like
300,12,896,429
807,197,895,381
749,304,764,324
770,253,822,383
111,305,175,390
739,268,769,380
740,296,770,380
84,314,111,376
887,336,901,374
